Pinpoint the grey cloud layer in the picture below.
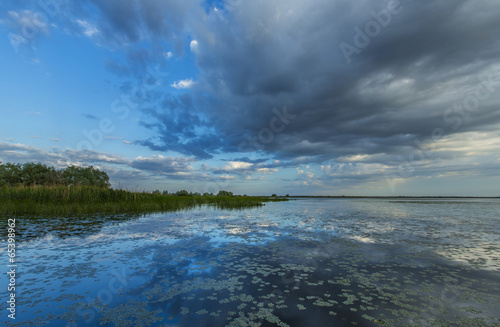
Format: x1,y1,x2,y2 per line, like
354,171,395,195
190,0,500,162
101,0,500,167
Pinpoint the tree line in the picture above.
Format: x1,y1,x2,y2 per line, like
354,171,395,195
0,162,111,188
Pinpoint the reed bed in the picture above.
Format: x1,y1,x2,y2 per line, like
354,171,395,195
0,185,287,216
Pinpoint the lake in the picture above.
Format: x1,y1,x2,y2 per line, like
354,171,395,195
2,198,499,326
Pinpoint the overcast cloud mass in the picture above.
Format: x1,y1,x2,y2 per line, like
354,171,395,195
1,0,500,195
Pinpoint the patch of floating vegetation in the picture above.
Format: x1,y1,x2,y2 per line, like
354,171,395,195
98,299,164,327
27,236,491,327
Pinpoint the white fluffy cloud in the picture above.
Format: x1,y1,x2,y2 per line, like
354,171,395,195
222,161,254,171
170,79,195,89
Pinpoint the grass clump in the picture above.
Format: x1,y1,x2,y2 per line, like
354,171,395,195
0,185,287,216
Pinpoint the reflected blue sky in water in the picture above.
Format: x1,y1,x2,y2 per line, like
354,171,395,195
2,198,500,326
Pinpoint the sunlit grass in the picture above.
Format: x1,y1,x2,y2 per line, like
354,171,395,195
0,185,288,216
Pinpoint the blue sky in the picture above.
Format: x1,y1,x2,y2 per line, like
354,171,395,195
1,0,500,196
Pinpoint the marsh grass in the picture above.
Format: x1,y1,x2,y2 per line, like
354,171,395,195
0,185,287,216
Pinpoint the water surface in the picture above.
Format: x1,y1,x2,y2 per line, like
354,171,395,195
1,198,499,326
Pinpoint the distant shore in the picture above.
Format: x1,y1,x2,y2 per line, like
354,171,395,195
288,195,500,199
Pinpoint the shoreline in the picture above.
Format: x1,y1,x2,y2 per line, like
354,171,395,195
286,195,500,199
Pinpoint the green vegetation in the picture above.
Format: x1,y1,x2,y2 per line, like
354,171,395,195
0,162,288,216
0,185,286,215
217,190,234,197
0,162,110,187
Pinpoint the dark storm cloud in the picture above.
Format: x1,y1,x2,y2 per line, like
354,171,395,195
83,0,500,165
180,0,500,166
33,0,500,171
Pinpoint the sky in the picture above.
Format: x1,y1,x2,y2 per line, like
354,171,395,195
0,0,500,196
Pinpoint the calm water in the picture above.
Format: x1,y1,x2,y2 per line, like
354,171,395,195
1,198,499,326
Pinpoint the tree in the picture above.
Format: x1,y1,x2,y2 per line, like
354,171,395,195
217,190,233,197
20,162,59,186
61,165,110,188
175,190,189,196
271,193,277,197
0,162,22,186
0,162,111,188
